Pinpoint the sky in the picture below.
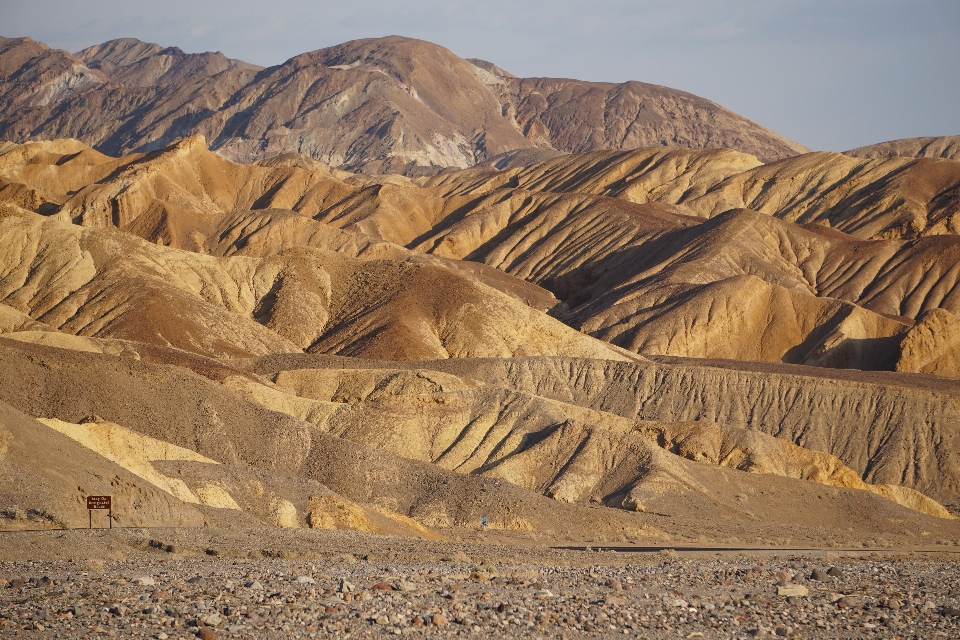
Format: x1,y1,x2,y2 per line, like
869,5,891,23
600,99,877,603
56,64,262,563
2,0,958,151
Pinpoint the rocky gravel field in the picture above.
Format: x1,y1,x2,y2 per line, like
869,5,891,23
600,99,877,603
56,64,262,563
1,529,960,638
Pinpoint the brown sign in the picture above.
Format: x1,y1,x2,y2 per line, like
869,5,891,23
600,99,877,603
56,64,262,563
86,495,111,510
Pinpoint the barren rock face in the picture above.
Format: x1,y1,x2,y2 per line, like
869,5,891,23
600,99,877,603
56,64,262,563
494,77,808,163
76,37,262,88
0,36,107,111
895,309,960,376
0,35,805,174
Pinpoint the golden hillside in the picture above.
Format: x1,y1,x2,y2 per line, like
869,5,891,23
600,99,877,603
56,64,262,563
1,133,959,547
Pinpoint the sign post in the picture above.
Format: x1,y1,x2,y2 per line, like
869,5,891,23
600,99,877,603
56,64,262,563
86,495,112,529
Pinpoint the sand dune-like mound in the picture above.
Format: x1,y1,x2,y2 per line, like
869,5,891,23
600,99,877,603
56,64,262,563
0,399,446,536
0,400,210,530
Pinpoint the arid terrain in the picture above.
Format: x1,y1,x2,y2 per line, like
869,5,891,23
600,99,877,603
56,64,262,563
0,31,959,639
2,529,960,639
0,35,806,174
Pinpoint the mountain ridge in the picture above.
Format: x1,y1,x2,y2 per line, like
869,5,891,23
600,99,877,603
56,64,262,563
0,34,808,174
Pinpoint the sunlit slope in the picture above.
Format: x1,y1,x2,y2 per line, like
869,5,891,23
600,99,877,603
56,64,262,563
0,205,630,362
5,139,960,373
846,136,960,162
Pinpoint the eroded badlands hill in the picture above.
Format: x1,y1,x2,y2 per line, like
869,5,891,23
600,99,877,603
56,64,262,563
6,136,959,375
0,35,806,174
1,331,958,546
1,133,960,547
846,136,960,162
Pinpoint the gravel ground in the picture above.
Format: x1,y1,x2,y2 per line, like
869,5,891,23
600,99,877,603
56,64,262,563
2,530,960,639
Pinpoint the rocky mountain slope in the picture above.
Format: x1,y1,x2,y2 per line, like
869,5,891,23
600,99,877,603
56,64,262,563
76,37,262,87
0,35,807,174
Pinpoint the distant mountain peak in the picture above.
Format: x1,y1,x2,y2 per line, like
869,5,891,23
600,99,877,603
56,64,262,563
1,33,806,174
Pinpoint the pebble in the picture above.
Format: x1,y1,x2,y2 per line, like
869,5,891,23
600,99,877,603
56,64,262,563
810,568,829,581
605,578,623,590
826,566,845,579
294,575,315,584
2,551,959,639
200,613,222,626
395,579,417,591
133,576,155,586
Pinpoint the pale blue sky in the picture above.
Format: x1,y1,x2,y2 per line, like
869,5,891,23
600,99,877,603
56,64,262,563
2,0,957,151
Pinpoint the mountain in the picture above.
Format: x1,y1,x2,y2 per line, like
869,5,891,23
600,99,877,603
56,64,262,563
0,35,807,174
0,36,107,111
846,136,960,161
1,36,959,546
76,37,262,87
